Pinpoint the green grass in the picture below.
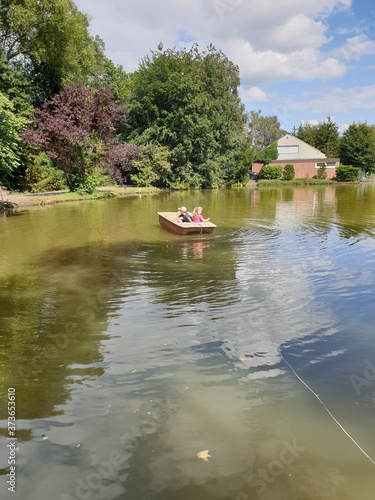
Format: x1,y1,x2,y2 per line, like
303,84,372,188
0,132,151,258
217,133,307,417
257,178,338,187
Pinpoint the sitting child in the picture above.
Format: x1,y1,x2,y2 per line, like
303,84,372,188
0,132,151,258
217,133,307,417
177,206,193,222
192,206,210,223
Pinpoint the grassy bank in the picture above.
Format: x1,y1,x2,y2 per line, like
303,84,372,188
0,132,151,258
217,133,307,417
5,186,160,208
257,178,337,187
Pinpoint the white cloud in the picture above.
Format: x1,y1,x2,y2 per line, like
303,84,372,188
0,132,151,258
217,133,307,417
282,85,375,115
263,14,330,52
75,0,352,82
333,35,375,61
338,122,350,134
240,86,268,102
74,0,375,127
224,40,346,85
301,119,320,126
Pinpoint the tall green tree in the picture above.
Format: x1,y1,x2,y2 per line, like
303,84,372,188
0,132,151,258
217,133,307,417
296,122,318,147
0,91,28,187
0,0,105,104
296,116,339,157
126,44,246,188
315,116,339,157
91,59,133,106
0,49,32,117
248,111,284,153
340,122,375,174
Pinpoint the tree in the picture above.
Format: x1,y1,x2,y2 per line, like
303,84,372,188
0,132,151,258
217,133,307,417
296,116,339,157
22,83,139,191
248,111,284,153
296,122,318,147
126,44,246,188
315,116,339,157
91,59,133,106
0,91,28,187
231,133,254,185
0,49,32,117
254,142,278,164
0,0,105,104
131,143,172,187
340,122,375,174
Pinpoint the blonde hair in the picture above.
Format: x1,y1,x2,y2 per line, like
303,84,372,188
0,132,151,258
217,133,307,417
192,206,202,217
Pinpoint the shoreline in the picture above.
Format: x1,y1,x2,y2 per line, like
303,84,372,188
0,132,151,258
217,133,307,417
1,186,160,210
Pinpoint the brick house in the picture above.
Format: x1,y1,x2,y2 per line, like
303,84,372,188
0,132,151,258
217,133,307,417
251,134,340,179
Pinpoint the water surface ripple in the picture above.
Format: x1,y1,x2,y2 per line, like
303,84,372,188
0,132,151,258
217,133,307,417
1,185,375,499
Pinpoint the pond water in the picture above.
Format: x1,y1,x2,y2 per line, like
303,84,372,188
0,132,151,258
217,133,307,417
1,185,375,500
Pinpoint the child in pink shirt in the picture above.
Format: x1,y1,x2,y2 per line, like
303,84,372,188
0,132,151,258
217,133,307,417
192,206,210,223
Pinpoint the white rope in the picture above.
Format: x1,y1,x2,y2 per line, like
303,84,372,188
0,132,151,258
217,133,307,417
268,335,375,466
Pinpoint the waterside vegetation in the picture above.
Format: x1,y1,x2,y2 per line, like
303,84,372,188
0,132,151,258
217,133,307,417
1,1,375,196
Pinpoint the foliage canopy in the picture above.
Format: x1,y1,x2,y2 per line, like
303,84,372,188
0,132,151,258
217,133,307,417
248,111,284,153
0,0,106,104
335,165,360,182
0,91,28,186
296,116,339,157
254,142,278,164
339,122,375,174
22,83,140,191
126,44,247,188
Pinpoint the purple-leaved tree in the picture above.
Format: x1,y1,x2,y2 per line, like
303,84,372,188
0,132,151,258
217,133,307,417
22,83,140,191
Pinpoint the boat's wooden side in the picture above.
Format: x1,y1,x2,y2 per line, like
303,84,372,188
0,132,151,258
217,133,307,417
157,212,216,235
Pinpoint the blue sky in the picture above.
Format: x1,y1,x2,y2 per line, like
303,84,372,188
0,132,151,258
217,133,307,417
74,0,375,133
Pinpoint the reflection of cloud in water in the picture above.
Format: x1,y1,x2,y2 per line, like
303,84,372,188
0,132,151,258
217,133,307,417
216,222,342,378
148,387,255,497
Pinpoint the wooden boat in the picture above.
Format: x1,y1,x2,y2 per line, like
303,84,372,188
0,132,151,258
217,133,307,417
157,212,216,235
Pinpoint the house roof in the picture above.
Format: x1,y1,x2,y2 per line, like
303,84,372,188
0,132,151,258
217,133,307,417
277,134,326,160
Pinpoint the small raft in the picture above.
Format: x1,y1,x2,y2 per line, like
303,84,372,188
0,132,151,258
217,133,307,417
157,212,216,235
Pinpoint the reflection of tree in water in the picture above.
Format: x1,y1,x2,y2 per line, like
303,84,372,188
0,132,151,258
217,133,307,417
0,236,239,432
249,187,280,221
0,243,136,427
335,184,375,239
250,185,375,243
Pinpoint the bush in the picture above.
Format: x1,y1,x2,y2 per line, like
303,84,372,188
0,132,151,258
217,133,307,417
70,172,100,194
259,165,282,179
91,165,113,186
316,163,327,179
282,164,295,180
336,165,360,182
25,153,67,192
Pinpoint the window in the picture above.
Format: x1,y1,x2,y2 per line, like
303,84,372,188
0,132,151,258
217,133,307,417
315,162,336,169
278,145,299,154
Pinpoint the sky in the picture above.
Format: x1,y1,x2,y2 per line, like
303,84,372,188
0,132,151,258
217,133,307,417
73,0,375,133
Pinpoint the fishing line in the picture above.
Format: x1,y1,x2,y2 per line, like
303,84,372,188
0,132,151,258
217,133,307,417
265,333,375,466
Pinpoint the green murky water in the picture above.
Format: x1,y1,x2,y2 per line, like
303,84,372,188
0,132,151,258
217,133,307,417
1,185,375,500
